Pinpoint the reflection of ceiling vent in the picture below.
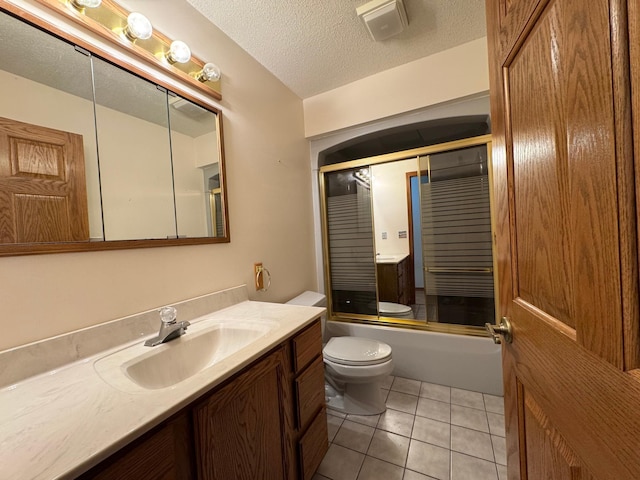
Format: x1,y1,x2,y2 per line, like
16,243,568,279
169,96,208,118
356,0,408,42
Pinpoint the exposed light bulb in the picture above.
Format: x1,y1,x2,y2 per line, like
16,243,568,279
71,0,102,9
196,63,221,82
166,40,191,64
124,12,152,41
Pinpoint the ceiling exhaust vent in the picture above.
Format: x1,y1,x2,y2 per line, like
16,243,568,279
356,0,408,42
169,96,208,119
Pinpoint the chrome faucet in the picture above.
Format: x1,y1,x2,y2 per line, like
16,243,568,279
144,306,190,347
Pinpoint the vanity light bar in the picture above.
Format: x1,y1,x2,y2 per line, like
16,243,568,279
166,40,191,64
70,0,101,10
37,0,222,99
196,63,221,82
123,12,152,41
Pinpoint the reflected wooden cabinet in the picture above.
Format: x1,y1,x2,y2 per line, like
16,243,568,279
78,319,327,480
377,255,415,306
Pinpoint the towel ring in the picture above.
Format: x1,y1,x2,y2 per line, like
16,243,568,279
256,266,271,292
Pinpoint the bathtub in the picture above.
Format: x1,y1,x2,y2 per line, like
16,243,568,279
326,320,503,396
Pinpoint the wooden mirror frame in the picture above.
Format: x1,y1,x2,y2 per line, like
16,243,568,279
0,1,230,257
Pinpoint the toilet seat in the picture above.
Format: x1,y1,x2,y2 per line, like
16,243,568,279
324,356,393,379
323,337,392,366
378,302,412,315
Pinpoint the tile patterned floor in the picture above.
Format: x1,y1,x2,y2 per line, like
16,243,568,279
314,376,507,480
411,289,427,321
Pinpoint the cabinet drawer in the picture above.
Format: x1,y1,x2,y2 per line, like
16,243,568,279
298,408,329,480
295,355,325,430
292,320,322,373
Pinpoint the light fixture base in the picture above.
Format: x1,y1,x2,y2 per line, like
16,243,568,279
70,0,101,11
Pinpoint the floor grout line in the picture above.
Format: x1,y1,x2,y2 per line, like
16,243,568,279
320,376,505,480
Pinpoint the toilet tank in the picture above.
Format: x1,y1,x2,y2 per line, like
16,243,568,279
286,291,327,340
286,291,326,308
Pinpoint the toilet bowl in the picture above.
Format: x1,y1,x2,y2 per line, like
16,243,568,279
379,301,414,319
323,336,393,415
286,291,394,416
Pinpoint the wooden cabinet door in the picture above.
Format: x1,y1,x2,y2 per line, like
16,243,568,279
193,347,290,480
0,116,89,243
78,413,194,480
487,0,640,479
377,262,399,303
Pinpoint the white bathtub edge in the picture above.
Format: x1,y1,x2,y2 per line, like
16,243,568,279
326,321,504,396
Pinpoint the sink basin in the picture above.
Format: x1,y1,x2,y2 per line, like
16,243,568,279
95,320,277,391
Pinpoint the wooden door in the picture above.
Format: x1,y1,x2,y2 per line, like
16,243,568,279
0,116,89,243
486,0,640,479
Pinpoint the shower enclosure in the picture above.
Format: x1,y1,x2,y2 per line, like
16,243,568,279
320,135,497,336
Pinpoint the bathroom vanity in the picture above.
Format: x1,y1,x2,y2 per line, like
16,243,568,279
0,287,327,479
81,320,326,480
376,254,415,305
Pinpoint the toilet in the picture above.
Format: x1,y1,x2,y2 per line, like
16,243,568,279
287,291,394,415
378,301,414,319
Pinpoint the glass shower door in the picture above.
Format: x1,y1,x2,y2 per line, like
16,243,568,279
323,167,378,316
419,145,495,327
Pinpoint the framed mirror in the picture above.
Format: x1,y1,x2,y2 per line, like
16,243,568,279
0,4,229,255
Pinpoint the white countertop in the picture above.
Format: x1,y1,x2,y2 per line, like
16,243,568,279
376,254,409,264
0,300,324,480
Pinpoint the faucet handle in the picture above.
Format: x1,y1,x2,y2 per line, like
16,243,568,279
159,306,177,324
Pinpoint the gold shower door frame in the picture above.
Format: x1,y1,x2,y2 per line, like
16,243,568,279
319,134,498,337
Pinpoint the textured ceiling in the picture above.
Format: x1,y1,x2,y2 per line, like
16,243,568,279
185,0,487,99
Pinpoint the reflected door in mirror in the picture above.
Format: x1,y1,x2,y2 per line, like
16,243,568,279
0,116,89,243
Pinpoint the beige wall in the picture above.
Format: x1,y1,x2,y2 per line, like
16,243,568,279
303,38,489,138
1,0,316,351
96,104,177,240
173,131,208,238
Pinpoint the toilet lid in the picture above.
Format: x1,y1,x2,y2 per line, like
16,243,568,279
379,302,412,314
323,337,392,366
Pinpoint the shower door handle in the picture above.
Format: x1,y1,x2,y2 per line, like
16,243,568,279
485,317,513,344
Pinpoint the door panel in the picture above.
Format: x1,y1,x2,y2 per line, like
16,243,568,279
508,3,573,327
0,116,88,243
508,0,622,354
495,0,541,56
628,0,640,371
487,0,640,478
511,301,640,479
15,194,72,242
524,391,594,480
